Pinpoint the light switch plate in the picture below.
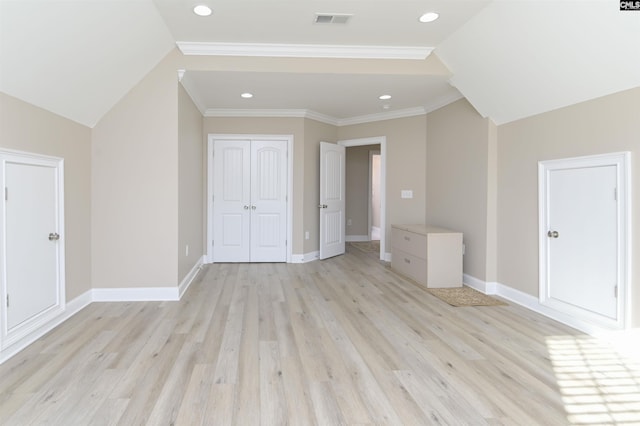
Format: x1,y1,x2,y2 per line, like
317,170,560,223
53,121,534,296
401,190,413,199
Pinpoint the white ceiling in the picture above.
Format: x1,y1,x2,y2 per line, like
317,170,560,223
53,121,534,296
1,0,639,127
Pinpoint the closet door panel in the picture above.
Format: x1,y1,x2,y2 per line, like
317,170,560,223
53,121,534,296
250,140,287,262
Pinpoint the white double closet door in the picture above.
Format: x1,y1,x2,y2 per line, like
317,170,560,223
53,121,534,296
213,139,287,262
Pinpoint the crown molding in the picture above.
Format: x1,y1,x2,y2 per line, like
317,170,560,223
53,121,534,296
176,42,434,60
202,93,465,126
337,107,428,126
204,109,339,126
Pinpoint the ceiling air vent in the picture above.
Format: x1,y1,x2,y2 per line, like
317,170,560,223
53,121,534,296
314,13,352,24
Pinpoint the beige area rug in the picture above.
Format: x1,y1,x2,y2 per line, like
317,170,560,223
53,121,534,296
349,241,380,253
427,286,507,307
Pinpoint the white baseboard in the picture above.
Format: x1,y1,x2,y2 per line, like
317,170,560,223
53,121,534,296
92,286,180,302
463,274,606,335
291,251,319,263
179,255,205,298
0,290,92,364
346,235,369,242
463,274,498,294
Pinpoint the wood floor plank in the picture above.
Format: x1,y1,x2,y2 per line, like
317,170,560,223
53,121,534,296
3,245,638,425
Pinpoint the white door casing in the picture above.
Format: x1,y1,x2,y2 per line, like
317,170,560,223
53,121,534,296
209,136,291,263
539,152,630,330
339,137,387,261
1,150,65,350
319,142,346,260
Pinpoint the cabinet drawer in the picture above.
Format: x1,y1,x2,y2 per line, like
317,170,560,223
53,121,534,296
391,249,427,285
391,228,427,259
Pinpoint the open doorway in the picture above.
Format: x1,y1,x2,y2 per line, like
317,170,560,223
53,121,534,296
339,136,387,261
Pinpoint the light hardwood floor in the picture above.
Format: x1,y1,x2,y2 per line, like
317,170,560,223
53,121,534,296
1,245,639,425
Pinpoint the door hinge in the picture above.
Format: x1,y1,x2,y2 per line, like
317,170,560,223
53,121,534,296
212,240,214,247
4,187,7,201
614,187,617,201
614,285,618,298
6,294,8,307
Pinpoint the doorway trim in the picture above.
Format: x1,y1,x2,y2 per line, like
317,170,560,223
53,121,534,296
207,134,294,263
368,150,381,241
538,151,631,330
338,136,387,261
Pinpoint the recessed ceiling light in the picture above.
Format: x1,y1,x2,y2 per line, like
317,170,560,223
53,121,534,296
193,5,212,16
379,94,392,100
419,12,439,23
241,92,253,99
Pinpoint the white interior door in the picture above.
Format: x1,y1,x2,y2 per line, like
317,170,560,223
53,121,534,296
540,153,629,329
212,138,288,263
250,140,287,262
319,142,345,260
213,140,251,262
4,160,61,332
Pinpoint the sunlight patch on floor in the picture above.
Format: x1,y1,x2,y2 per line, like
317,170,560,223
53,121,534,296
547,332,640,425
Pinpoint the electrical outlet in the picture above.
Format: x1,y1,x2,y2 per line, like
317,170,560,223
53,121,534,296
347,218,352,226
185,244,189,257
305,231,310,240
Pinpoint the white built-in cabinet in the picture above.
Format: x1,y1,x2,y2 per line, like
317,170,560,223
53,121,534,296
212,138,288,263
391,224,463,288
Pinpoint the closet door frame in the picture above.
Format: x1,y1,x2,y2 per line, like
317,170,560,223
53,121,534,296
207,134,293,264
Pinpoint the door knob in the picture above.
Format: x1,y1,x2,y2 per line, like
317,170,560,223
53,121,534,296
48,232,60,241
547,230,559,238
244,205,249,210
251,205,256,210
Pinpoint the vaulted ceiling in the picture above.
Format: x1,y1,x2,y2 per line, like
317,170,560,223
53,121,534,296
1,0,638,128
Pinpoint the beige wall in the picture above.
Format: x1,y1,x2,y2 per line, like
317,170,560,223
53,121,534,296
498,87,640,326
303,119,338,253
91,50,181,288
178,85,204,282
339,116,428,249
0,92,92,300
426,99,493,282
345,144,380,238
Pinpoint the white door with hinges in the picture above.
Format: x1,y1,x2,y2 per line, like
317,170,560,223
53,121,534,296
539,152,629,329
1,150,65,350
319,142,345,260
212,139,287,262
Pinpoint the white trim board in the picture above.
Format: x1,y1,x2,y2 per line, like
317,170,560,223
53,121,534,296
463,274,616,336
290,251,319,264
176,42,434,60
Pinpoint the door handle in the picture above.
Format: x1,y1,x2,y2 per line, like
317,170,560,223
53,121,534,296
251,205,256,210
318,204,328,209
547,230,559,238
48,232,60,241
244,205,249,210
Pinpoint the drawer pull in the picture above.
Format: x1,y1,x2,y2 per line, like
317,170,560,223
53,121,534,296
404,236,410,241
404,258,411,264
